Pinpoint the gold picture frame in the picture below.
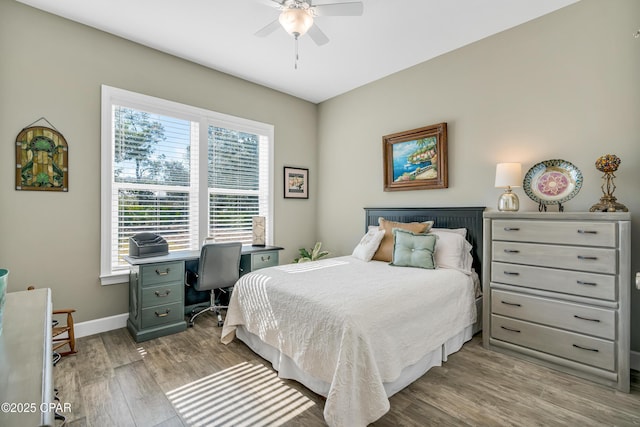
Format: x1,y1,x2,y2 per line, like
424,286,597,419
383,122,447,191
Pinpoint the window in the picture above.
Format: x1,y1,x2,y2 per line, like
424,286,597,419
101,86,273,285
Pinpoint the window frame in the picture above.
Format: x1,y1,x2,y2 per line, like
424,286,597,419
100,85,274,285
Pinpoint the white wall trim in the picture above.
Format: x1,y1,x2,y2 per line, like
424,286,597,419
631,350,640,372
75,313,128,338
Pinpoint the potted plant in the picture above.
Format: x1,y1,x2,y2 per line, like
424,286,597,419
293,242,329,263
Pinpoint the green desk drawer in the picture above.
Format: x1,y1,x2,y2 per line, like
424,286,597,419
141,301,183,328
141,262,184,286
141,283,183,309
252,251,279,270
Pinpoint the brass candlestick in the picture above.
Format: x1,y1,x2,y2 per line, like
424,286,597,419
589,154,628,212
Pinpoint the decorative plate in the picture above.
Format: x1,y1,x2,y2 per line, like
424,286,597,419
523,159,583,205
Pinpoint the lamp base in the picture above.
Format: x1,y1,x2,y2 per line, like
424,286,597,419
589,172,628,212
589,195,628,212
498,190,519,212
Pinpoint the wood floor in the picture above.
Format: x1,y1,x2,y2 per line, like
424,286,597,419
54,313,640,427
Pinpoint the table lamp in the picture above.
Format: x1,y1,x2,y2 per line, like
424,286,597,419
495,163,521,212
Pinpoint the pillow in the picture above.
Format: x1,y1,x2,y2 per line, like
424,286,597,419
372,218,433,262
429,229,473,273
352,228,386,261
369,221,433,233
430,227,467,237
390,228,437,269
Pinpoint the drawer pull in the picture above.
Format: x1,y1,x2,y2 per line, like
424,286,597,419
577,229,598,234
574,315,600,323
503,249,520,254
577,280,597,286
503,271,520,276
155,268,171,276
501,300,522,307
261,255,271,262
577,255,598,261
501,326,521,333
155,309,170,317
572,344,599,352
503,227,520,231
154,290,171,297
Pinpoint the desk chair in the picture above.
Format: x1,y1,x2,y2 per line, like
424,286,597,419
185,242,242,327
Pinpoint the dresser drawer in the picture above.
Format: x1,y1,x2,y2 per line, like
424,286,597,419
492,241,616,274
491,315,615,371
491,262,617,301
141,301,184,328
491,289,615,340
141,282,183,309
252,251,279,270
492,220,616,247
141,262,184,286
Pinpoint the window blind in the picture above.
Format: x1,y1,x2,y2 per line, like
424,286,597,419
111,106,198,269
207,127,269,243
101,85,273,283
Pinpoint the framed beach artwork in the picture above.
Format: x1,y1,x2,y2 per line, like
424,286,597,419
383,122,448,191
284,166,309,199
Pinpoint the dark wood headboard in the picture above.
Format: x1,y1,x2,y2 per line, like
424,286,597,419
365,207,485,276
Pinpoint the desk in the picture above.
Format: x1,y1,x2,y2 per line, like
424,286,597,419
0,289,54,427
124,245,282,342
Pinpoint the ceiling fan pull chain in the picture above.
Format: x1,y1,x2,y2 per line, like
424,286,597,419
294,35,300,69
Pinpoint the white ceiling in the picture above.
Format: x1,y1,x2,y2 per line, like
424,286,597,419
17,0,579,104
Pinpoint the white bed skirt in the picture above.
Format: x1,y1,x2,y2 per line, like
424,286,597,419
236,322,474,400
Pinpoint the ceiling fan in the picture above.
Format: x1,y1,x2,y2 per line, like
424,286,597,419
254,0,364,47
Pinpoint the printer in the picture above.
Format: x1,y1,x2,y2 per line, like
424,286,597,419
128,233,169,258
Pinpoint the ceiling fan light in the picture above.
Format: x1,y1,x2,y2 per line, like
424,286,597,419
279,8,313,37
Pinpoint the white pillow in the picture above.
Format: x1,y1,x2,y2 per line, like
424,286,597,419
429,229,473,273
430,227,467,237
352,228,386,261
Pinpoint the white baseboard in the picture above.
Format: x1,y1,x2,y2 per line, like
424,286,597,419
75,313,128,338
631,350,640,372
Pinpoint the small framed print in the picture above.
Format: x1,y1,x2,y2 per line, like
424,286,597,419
284,166,309,199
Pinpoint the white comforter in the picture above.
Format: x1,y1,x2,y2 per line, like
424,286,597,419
221,256,476,427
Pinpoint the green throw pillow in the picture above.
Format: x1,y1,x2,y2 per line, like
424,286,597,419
390,228,437,269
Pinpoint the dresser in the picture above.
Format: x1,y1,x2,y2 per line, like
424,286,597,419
482,212,631,392
126,245,282,342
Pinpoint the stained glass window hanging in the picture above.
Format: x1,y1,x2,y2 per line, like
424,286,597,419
15,122,68,192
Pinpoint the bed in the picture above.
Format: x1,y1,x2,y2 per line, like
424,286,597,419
221,207,484,426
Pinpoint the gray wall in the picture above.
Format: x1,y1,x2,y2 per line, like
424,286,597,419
0,0,318,321
316,0,640,351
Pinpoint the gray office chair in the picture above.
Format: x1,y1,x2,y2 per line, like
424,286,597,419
185,242,242,327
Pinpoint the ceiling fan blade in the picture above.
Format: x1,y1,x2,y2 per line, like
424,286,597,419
254,18,281,37
313,2,363,16
255,0,285,8
307,24,330,46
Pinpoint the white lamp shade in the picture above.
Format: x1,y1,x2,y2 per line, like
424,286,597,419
495,163,522,188
279,8,314,36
